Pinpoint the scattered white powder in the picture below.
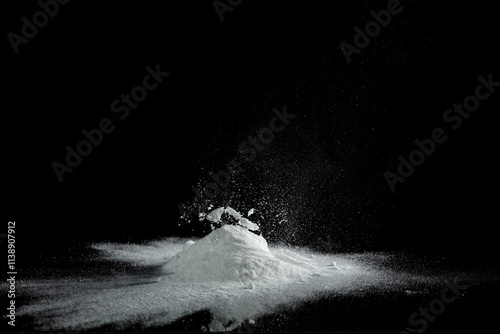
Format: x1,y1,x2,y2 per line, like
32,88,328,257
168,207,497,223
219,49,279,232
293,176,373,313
18,239,475,332
19,207,476,332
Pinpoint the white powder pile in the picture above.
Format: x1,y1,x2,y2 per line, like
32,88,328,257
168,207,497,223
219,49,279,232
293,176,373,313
20,206,464,332
164,207,315,287
18,241,462,332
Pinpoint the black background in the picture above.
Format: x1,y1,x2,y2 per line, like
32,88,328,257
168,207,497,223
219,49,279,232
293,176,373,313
4,1,499,264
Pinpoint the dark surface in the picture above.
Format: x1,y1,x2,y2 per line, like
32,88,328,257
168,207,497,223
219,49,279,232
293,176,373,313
3,1,500,331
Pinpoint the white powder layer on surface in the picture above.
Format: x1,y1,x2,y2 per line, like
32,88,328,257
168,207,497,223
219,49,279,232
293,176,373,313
17,226,482,332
